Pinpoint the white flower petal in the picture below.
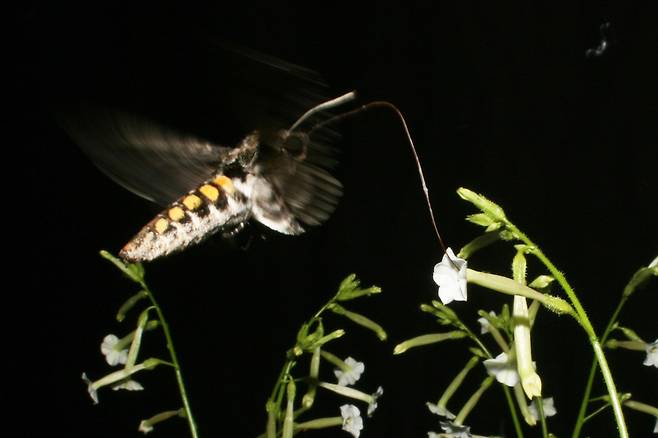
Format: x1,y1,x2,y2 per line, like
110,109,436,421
433,248,468,305
101,334,119,354
478,311,497,334
334,357,365,387
440,420,472,438
653,417,657,433
139,420,154,434
426,402,456,419
367,386,384,416
341,404,363,438
643,340,658,368
82,372,99,404
483,352,519,387
528,397,557,422
101,334,128,366
112,379,144,391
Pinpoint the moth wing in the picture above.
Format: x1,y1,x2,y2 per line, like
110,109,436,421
213,44,345,234
60,107,229,206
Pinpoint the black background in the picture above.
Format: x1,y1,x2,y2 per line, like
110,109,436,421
15,2,657,437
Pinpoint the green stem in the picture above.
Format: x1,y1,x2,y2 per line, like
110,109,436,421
461,325,523,437
502,385,524,438
141,281,199,438
454,376,494,425
536,398,548,438
572,296,628,438
507,224,628,438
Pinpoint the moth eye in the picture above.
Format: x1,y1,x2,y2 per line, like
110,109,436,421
281,132,309,160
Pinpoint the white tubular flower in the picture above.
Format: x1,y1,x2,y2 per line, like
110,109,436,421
139,421,154,434
477,311,497,334
101,334,128,366
426,402,456,419
433,248,468,305
334,357,365,387
483,352,519,387
513,296,542,399
367,386,384,416
528,397,557,422
643,340,658,368
112,379,144,391
340,404,363,438
439,420,472,438
653,417,657,433
82,373,99,404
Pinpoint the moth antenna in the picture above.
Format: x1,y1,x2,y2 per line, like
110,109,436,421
287,91,357,133
308,100,448,253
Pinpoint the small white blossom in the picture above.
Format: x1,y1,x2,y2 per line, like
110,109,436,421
340,404,363,438
643,339,658,368
426,402,455,419
478,311,497,334
101,334,128,366
82,372,99,404
483,352,519,387
112,379,144,391
139,420,154,434
367,386,384,416
439,420,472,438
433,248,468,305
528,397,557,422
334,357,365,387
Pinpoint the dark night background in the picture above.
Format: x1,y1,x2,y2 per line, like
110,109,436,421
15,2,657,437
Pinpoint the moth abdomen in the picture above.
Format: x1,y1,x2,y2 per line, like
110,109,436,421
119,172,251,262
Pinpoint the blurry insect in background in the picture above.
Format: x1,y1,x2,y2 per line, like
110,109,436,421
586,22,614,58
62,47,356,263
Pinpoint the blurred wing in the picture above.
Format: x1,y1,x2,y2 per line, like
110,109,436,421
253,125,343,232
212,44,345,230
61,108,228,205
211,43,330,136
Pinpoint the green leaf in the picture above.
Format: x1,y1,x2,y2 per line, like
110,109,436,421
430,300,459,321
458,232,501,259
512,249,527,285
336,274,382,301
328,304,387,341
623,261,657,297
468,347,487,358
465,213,494,227
457,188,507,222
393,331,466,354
116,290,148,322
614,325,644,342
485,222,503,232
528,275,555,290
498,230,517,241
126,308,151,368
338,274,358,294
297,319,325,350
307,330,345,350
100,250,144,284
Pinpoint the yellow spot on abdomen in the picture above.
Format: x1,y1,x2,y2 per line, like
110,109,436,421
168,206,185,221
182,194,202,210
213,175,235,194
199,184,219,201
154,218,169,234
